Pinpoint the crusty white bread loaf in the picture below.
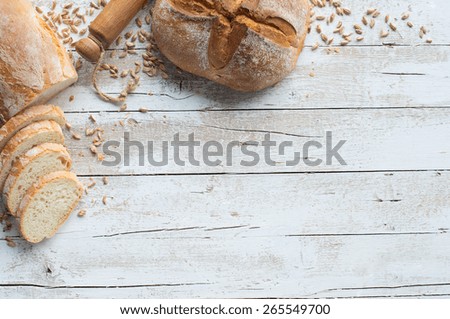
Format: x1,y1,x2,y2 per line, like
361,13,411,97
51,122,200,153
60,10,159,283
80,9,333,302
0,0,78,123
0,120,64,206
152,0,310,91
0,105,66,152
18,171,83,244
4,143,72,215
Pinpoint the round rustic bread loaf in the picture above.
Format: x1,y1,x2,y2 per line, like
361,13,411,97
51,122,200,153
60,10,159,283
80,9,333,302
152,0,310,92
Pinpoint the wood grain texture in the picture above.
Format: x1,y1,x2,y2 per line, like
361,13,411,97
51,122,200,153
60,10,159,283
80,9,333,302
0,0,449,299
35,0,450,111
62,109,450,175
1,172,450,298
55,46,450,112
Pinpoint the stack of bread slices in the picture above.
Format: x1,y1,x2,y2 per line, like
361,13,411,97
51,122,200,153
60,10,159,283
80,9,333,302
0,105,83,244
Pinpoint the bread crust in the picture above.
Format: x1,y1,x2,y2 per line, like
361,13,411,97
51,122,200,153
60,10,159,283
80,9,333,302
0,105,66,152
0,0,78,121
4,143,72,214
18,171,83,244
0,120,65,204
152,0,310,91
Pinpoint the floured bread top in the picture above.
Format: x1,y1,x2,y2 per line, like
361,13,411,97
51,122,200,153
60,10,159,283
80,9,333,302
168,0,306,69
0,0,77,120
153,0,310,91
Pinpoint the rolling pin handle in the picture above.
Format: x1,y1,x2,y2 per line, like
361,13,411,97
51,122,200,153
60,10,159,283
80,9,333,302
75,36,103,63
75,0,148,63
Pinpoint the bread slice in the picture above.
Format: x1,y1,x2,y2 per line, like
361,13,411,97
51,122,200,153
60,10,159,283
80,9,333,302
0,105,65,152
0,120,64,202
0,0,78,122
18,171,83,244
4,143,72,215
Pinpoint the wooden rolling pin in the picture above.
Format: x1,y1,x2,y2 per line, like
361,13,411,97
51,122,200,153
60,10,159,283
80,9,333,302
75,0,147,63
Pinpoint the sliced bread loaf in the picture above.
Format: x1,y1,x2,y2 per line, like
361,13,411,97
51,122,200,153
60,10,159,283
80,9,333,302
0,120,64,201
18,171,83,244
0,0,78,121
0,105,65,152
4,143,72,215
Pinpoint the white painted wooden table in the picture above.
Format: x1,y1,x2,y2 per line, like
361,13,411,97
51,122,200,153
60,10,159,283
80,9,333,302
1,0,449,298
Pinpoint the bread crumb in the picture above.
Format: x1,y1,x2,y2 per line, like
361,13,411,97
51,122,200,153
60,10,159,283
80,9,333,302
2,220,12,232
102,176,109,185
72,132,82,140
5,237,16,248
90,145,98,154
1,213,12,232
97,153,105,162
102,196,107,205
77,210,86,217
69,95,75,102
75,59,82,70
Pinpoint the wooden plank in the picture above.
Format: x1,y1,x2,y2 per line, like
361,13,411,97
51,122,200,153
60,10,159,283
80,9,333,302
34,0,450,111
33,0,450,48
1,172,449,298
1,234,450,298
7,171,450,238
62,108,450,175
54,45,450,112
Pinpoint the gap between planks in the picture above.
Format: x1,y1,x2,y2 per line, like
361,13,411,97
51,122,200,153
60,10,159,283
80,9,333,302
2,229,448,242
61,105,450,114
75,169,450,178
1,283,450,299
